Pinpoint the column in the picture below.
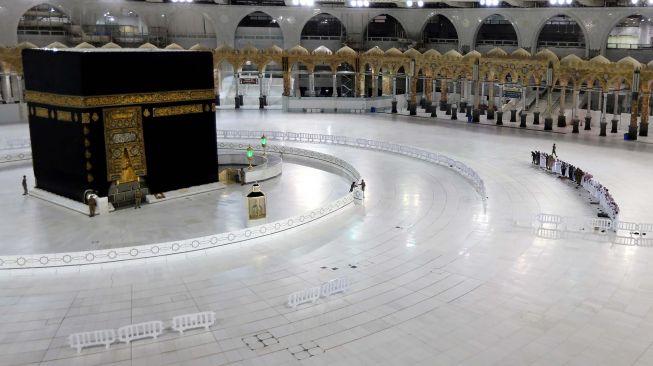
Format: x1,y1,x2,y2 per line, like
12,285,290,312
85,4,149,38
308,72,315,97
431,78,437,117
480,81,486,115
640,93,649,136
487,81,495,120
451,80,458,119
282,71,291,97
533,84,540,124
520,85,527,127
371,70,378,98
558,86,567,127
332,73,337,98
572,89,580,133
234,72,240,109
409,76,417,116
357,71,365,97
15,75,23,102
600,91,608,136
472,79,480,122
584,89,592,130
1,74,14,103
391,76,398,113
496,84,504,125
215,69,221,106
544,84,553,130
440,79,448,111
258,72,265,109
382,74,391,96
425,77,433,113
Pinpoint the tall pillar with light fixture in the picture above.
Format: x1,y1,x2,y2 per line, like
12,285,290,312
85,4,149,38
520,84,527,127
391,75,397,113
611,87,619,133
332,73,337,98
450,79,457,119
258,72,265,109
1,74,13,103
472,61,480,123
558,85,567,127
409,60,417,115
371,70,378,98
487,80,495,120
440,79,448,111
308,69,315,97
431,78,437,117
544,64,553,130
640,93,649,136
628,69,641,140
600,90,608,136
496,84,503,124
584,88,592,130
234,72,240,109
533,83,540,124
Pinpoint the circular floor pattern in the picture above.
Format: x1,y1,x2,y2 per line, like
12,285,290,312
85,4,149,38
0,111,652,366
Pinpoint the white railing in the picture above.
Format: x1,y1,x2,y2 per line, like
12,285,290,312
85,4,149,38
217,130,487,202
320,277,349,297
117,321,164,344
0,151,32,163
68,329,116,353
531,214,653,246
171,312,216,335
288,277,350,309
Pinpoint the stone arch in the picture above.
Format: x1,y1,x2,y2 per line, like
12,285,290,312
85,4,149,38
234,11,284,50
363,13,408,48
16,3,75,47
473,14,520,52
300,13,346,51
603,14,653,55
166,8,217,48
533,14,588,57
421,14,459,51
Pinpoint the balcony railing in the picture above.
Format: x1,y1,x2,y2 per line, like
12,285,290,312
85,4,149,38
537,40,585,48
476,39,518,46
425,38,458,44
607,43,653,49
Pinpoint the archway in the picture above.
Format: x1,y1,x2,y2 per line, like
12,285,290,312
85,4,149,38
80,8,149,47
605,15,653,62
474,14,518,53
235,12,283,50
364,14,410,50
422,15,458,53
536,15,586,58
167,9,216,49
17,3,73,46
300,13,346,51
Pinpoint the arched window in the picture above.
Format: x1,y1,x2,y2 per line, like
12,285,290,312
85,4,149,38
235,12,283,50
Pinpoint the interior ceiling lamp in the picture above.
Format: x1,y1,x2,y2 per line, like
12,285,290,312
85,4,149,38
631,0,653,4
349,0,370,7
549,0,573,5
479,0,500,6
406,0,425,6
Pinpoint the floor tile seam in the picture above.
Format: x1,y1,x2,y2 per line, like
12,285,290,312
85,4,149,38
38,289,81,364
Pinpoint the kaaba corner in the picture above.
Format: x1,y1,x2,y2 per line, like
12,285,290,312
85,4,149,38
22,48,218,205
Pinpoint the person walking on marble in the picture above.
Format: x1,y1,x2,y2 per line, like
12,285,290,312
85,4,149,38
21,175,28,195
349,181,357,192
134,188,142,209
360,179,366,198
552,143,558,158
88,195,97,217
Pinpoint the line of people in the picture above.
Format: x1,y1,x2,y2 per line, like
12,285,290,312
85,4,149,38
349,179,366,198
531,144,619,222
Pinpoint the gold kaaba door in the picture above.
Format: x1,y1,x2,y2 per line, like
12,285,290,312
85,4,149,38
103,106,147,184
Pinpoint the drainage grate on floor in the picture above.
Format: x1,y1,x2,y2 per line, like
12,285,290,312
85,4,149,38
242,331,279,350
288,341,324,360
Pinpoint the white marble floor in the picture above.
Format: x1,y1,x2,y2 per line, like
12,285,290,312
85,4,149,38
0,110,652,366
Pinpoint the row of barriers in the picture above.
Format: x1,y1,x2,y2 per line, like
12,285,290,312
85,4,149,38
68,311,216,353
287,277,350,308
217,129,487,201
0,151,31,163
533,213,653,246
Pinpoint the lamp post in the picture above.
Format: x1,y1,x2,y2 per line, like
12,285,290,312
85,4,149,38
246,145,254,170
260,134,267,156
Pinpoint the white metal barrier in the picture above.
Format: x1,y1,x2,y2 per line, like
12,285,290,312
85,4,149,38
588,218,612,231
535,213,563,229
171,312,216,335
287,287,321,308
68,329,116,353
320,277,349,297
117,321,164,344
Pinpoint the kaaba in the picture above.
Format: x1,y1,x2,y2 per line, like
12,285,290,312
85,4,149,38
22,48,218,205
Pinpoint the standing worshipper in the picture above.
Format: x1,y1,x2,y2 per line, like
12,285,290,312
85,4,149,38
88,195,97,217
360,179,366,198
134,188,142,209
552,143,558,158
21,175,28,195
349,181,357,192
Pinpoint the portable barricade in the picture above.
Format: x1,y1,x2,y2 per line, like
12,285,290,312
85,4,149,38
588,218,612,232
68,329,116,353
171,312,216,335
617,221,639,235
536,214,563,229
320,277,349,297
639,223,653,236
287,286,321,308
117,321,164,344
